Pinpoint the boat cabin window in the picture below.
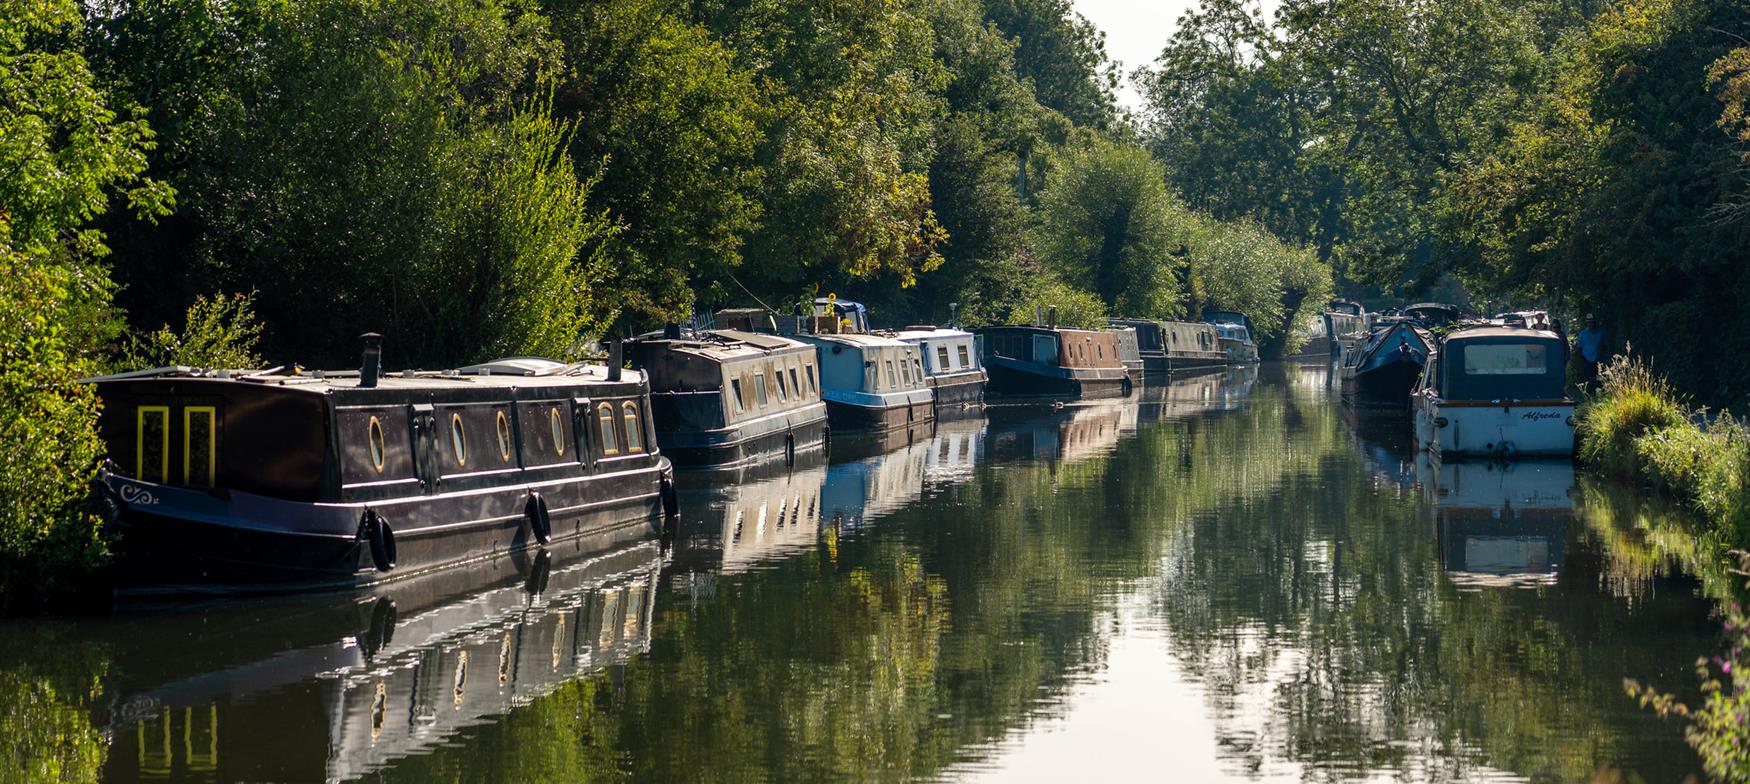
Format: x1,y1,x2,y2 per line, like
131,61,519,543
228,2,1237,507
865,361,878,390
806,363,818,395
450,413,468,467
957,345,971,368
1463,343,1549,375
136,406,170,483
774,365,788,402
497,411,514,463
368,416,386,473
789,367,802,400
913,357,924,385
597,403,619,456
548,407,566,457
621,401,644,453
730,378,745,413
183,407,216,487
885,360,898,388
754,373,769,407
1032,335,1058,364
937,345,951,371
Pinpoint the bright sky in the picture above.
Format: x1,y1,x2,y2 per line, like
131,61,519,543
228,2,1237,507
1073,0,1281,112
1071,0,1202,110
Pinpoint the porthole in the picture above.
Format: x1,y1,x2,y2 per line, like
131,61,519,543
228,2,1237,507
450,413,467,467
496,411,512,462
549,407,565,456
368,416,386,473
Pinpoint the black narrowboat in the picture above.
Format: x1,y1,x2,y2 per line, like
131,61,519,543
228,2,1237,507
974,325,1130,401
89,343,674,594
628,327,828,467
1110,318,1171,377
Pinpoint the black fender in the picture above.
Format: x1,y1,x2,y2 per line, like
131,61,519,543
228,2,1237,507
524,492,553,546
360,509,397,572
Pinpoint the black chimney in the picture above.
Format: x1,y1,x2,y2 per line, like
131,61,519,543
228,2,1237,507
663,322,682,339
1048,307,1058,329
359,333,383,388
607,338,623,381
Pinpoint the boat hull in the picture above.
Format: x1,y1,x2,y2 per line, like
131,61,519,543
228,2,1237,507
656,403,829,467
100,462,667,594
1347,352,1426,403
1413,398,1577,459
984,357,1129,401
927,369,987,407
824,397,936,431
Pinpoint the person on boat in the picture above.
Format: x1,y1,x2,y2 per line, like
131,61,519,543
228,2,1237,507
1576,314,1607,383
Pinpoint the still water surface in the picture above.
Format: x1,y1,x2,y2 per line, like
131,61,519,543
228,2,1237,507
3,363,1723,782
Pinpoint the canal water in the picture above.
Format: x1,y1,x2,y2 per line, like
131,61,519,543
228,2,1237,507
3,363,1724,782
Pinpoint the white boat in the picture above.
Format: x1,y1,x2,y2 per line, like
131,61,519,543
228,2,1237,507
1412,326,1576,458
893,325,987,407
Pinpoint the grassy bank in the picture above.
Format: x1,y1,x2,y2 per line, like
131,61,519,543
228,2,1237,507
1578,356,1750,544
1585,356,1750,781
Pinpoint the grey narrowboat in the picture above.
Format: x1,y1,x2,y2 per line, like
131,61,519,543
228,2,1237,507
974,325,1131,400
1111,326,1146,387
755,298,934,431
628,327,828,467
1201,310,1261,364
1162,320,1228,373
893,326,987,407
88,342,674,593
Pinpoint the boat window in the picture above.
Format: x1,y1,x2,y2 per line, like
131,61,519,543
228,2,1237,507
901,357,913,385
789,367,802,400
914,358,924,385
936,345,951,371
368,416,386,473
806,363,818,395
1097,343,1104,359
754,373,768,406
622,402,644,453
497,411,513,463
958,345,971,368
549,406,566,457
866,361,878,390
1032,335,1058,364
1464,344,1550,375
774,365,788,402
885,360,898,388
136,406,169,482
451,413,467,467
184,406,216,487
597,403,619,455
730,378,745,413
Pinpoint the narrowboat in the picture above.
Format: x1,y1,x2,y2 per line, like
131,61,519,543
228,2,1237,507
1342,318,1432,403
88,340,674,593
1403,302,1464,330
779,299,934,431
1111,325,1147,387
893,325,987,407
974,325,1131,401
1412,326,1576,459
1110,318,1171,376
627,326,828,467
1324,300,1369,359
1201,310,1260,363
1163,320,1229,373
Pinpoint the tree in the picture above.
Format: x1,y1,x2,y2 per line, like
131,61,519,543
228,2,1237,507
980,0,1119,130
1034,141,1184,319
0,0,170,607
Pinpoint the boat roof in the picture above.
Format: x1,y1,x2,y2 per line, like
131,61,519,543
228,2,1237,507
891,327,973,341
794,331,910,348
1442,325,1563,343
82,361,643,392
634,329,809,360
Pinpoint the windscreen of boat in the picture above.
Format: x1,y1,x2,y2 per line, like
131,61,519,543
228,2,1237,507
1444,338,1566,400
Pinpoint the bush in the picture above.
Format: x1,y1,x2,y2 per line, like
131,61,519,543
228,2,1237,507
1577,354,1690,476
121,292,264,370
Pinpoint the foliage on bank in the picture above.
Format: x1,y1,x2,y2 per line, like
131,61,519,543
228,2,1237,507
1581,355,1750,781
1141,0,1750,401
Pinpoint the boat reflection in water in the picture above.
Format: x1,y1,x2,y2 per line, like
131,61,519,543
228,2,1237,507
669,454,828,575
1134,364,1258,425
102,543,661,782
986,398,1137,465
1417,456,1573,588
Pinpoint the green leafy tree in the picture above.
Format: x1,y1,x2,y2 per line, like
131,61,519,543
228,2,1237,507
0,0,171,609
980,0,1119,130
1034,140,1184,319
121,292,263,370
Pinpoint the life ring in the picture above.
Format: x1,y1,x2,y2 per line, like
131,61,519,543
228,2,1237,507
362,509,397,572
524,492,552,545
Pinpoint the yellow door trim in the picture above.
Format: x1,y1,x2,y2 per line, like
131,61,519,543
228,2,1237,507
137,406,170,481
183,406,217,486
